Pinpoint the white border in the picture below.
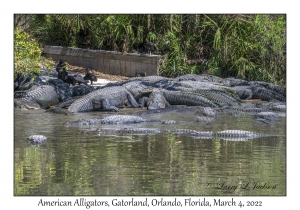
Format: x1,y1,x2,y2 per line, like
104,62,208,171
3,1,297,209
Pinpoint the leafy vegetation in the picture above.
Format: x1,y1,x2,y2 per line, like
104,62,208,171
14,27,55,79
15,14,286,85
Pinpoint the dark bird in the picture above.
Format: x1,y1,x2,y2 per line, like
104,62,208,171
64,75,76,86
135,72,147,77
73,73,89,85
143,40,156,55
84,68,98,85
58,67,68,83
56,60,64,72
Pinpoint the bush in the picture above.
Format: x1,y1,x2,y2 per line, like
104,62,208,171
14,28,55,80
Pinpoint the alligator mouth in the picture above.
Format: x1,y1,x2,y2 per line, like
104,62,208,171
24,104,39,110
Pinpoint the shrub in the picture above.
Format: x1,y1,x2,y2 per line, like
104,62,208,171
14,28,55,80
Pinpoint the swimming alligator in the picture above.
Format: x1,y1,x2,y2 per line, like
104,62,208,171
95,127,280,141
27,135,48,144
254,112,279,124
64,115,160,127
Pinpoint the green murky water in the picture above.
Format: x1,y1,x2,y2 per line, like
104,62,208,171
14,107,286,196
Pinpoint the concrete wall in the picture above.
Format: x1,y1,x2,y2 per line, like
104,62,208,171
43,46,161,77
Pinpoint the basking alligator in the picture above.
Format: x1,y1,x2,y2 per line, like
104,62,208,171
161,89,218,108
68,86,140,112
146,88,171,110
64,115,160,126
15,85,60,109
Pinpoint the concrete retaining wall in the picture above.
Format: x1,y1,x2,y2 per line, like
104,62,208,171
43,46,161,77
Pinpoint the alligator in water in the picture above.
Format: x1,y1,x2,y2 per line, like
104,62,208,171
95,127,280,141
45,107,73,115
64,115,160,127
254,112,279,124
27,135,48,144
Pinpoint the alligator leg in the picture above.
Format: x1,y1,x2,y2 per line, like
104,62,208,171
126,92,139,108
92,98,119,112
138,97,149,108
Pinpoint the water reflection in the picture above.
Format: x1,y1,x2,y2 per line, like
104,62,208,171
14,108,286,196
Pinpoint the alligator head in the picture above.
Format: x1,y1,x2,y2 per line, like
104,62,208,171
122,81,153,99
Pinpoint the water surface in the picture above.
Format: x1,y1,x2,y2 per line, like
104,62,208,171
14,107,286,196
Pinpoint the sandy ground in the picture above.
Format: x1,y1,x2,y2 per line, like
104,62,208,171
67,65,129,82
39,65,130,87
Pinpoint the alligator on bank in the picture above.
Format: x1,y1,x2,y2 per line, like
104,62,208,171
68,86,141,112
14,71,286,112
14,85,60,109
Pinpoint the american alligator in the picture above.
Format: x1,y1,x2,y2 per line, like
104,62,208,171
176,86,241,106
133,106,181,116
27,135,47,144
161,89,218,108
15,85,60,109
266,104,286,112
70,85,95,97
232,86,253,100
68,85,147,112
220,106,269,116
252,87,286,102
56,96,83,108
64,115,160,127
254,112,279,124
128,75,169,82
146,88,170,110
95,127,279,141
248,81,286,98
122,81,153,101
214,130,277,140
14,99,41,110
255,102,286,113
195,107,217,117
133,105,216,116
47,79,65,86
14,74,46,91
175,74,223,83
45,107,73,115
195,116,214,123
162,120,178,124
221,77,249,87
